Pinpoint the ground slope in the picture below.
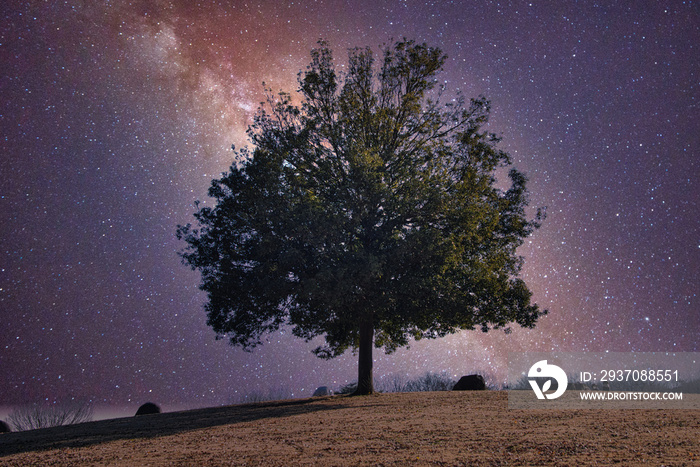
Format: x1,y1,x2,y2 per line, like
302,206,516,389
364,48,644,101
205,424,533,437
0,391,697,466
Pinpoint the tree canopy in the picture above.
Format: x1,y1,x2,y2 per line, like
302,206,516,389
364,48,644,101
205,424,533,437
177,39,546,395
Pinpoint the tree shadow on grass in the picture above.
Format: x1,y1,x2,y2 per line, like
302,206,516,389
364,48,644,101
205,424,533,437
0,396,349,456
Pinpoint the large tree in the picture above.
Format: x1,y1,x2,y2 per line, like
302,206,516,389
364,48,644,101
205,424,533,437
177,40,546,395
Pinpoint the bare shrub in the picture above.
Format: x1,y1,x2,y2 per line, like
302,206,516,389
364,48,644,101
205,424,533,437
236,386,293,404
9,401,93,431
403,372,455,392
373,372,456,393
676,378,700,394
380,374,409,393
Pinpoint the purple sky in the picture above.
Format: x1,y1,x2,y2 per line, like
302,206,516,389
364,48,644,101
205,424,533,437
1,0,697,411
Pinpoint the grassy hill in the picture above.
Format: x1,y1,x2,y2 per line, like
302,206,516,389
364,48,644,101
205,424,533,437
1,391,697,465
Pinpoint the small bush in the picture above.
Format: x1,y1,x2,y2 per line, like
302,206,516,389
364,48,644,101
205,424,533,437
336,382,358,395
135,402,161,416
0,420,10,433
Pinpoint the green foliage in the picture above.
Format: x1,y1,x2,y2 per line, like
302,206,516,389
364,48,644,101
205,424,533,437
178,39,546,393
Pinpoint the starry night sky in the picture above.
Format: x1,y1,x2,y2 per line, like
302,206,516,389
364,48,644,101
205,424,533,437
1,1,698,413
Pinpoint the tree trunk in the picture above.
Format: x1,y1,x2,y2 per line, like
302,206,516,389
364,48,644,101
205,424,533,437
354,314,375,395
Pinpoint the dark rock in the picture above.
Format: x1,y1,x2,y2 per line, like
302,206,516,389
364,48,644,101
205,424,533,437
0,420,10,433
453,374,486,391
312,386,333,397
135,402,161,416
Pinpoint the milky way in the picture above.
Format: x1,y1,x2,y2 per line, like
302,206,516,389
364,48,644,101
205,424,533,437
1,1,698,413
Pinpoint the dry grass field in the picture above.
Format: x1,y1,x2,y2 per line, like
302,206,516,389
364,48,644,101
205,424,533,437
1,391,698,466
